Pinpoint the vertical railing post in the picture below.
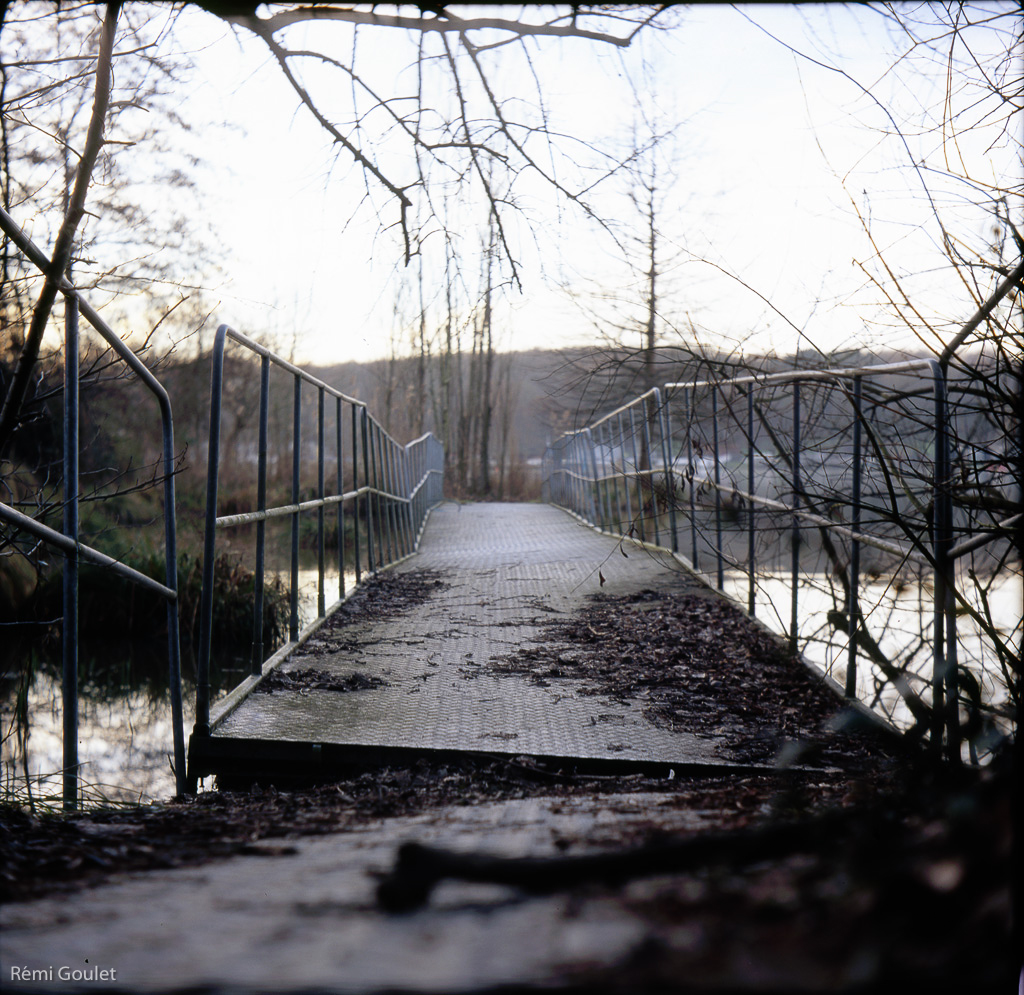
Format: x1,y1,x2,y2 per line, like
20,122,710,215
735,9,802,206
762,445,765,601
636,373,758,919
659,391,679,554
566,435,577,515
429,439,436,514
437,436,444,500
712,385,724,590
352,404,362,584
627,406,644,540
388,441,400,557
618,413,634,532
564,436,574,515
62,291,80,811
375,429,389,563
560,440,567,510
598,423,614,531
421,441,429,513
403,441,413,553
582,436,588,522
686,387,698,571
400,443,413,549
847,375,862,697
400,442,415,552
196,325,228,738
361,409,376,572
581,433,591,522
790,382,802,655
565,436,575,515
393,440,403,556
548,443,555,507
379,429,390,565
317,388,326,618
290,374,301,642
161,400,186,798
387,438,403,558
424,439,432,518
747,386,756,616
590,426,602,528
584,428,600,527
413,440,421,528
251,355,270,674
418,442,426,536
372,425,387,569
336,397,345,601
931,362,958,762
641,395,659,546
559,438,568,510
387,437,399,559
606,424,619,531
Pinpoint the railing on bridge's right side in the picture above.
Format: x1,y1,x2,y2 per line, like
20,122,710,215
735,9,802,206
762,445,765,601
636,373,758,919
190,325,444,766
543,360,1018,764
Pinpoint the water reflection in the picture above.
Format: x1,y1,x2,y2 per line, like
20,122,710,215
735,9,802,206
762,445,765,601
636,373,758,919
1,568,354,806
721,569,1020,753
2,673,193,805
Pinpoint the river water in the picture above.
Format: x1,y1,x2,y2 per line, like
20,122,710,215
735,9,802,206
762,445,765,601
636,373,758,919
719,569,1020,755
1,568,355,806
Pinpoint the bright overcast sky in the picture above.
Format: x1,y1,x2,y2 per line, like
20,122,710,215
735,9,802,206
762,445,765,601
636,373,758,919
123,4,1023,363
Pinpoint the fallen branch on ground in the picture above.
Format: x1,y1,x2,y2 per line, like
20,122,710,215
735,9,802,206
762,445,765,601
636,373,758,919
376,809,861,912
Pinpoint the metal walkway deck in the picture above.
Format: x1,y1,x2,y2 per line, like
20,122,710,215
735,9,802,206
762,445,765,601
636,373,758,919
189,502,737,781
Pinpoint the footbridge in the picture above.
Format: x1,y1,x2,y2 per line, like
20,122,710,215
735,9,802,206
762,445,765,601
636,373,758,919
182,327,995,788
3,203,1017,806
188,501,721,785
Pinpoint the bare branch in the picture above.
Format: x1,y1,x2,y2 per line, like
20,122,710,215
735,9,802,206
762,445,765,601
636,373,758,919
237,19,414,261
216,5,665,48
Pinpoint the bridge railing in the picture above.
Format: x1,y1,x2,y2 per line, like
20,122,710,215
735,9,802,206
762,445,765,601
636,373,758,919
544,359,1016,762
0,207,186,807
191,325,444,751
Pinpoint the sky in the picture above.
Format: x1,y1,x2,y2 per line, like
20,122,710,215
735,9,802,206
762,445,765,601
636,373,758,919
173,4,892,362
9,3,1021,365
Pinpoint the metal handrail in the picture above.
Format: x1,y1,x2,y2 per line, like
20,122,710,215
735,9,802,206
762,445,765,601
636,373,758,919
212,484,415,529
189,325,444,761
0,502,178,597
0,206,187,807
543,358,974,761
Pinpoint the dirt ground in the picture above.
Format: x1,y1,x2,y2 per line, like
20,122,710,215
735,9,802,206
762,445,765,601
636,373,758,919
1,569,1017,992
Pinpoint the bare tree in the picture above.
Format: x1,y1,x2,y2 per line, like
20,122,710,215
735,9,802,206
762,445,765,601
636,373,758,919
1,2,215,457
0,3,119,455
187,5,677,499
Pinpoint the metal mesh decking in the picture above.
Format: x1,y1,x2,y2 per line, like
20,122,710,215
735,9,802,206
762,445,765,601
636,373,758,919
198,503,740,777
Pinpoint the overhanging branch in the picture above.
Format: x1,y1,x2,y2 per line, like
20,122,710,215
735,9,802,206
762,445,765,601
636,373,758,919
216,5,661,47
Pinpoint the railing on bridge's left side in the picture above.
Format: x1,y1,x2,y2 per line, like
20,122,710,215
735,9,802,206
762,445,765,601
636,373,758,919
0,207,187,809
189,326,443,775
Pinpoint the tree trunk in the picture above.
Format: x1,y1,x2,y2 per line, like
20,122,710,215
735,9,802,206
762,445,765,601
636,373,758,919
0,2,120,456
